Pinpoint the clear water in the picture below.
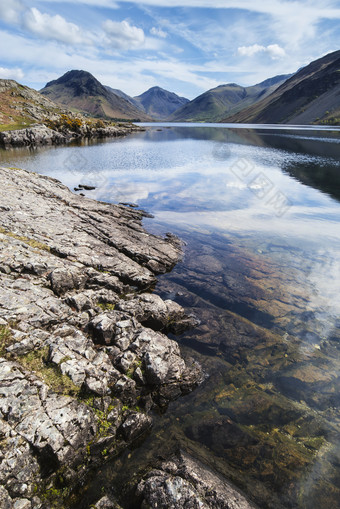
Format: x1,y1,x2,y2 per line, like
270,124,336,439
1,124,340,508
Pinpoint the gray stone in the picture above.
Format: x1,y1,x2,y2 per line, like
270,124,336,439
0,125,66,147
48,267,87,296
120,412,153,442
137,451,257,509
94,495,122,508
13,499,32,509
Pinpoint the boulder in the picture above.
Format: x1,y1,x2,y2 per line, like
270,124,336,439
136,451,257,509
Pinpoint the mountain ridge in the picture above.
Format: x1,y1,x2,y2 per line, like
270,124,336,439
2,50,339,129
134,86,190,119
40,70,151,121
168,75,292,122
223,50,340,124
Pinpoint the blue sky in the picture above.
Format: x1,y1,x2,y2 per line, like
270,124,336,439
0,0,339,99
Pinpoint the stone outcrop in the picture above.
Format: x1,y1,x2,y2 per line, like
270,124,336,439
0,125,66,147
0,123,143,147
136,451,257,508
0,166,203,508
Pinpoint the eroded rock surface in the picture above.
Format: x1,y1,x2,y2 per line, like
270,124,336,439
136,451,257,509
0,167,203,507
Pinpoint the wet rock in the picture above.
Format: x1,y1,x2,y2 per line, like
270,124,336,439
120,412,153,442
94,496,122,508
185,415,259,453
136,450,257,508
116,293,198,333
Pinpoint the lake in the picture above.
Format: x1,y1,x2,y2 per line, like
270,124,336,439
1,123,340,508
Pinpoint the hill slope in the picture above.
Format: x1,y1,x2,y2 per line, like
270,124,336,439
40,70,151,121
169,75,290,122
0,79,63,130
134,86,189,119
224,50,340,124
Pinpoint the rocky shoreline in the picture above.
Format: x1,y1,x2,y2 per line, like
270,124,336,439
0,167,256,508
0,123,144,148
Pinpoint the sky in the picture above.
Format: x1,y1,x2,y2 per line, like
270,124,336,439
0,0,339,99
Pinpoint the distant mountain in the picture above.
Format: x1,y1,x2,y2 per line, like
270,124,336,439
40,70,151,121
168,75,291,122
104,86,141,110
133,86,190,119
0,79,64,129
224,50,340,124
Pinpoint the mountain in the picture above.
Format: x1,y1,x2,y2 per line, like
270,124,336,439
223,50,340,124
40,70,151,121
0,79,64,130
104,86,141,110
133,86,190,119
168,75,291,122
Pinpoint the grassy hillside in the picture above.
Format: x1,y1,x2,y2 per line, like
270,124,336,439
0,79,62,131
168,75,290,122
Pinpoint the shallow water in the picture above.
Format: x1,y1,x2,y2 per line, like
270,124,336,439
1,124,340,508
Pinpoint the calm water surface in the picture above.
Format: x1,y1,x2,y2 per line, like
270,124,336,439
1,124,340,508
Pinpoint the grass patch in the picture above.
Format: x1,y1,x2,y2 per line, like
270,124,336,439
81,395,114,436
40,486,71,508
19,347,80,396
0,227,50,252
0,325,13,356
0,122,33,132
97,302,116,311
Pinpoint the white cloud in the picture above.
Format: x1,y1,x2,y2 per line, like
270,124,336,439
266,44,286,59
23,7,86,45
238,43,286,59
150,26,167,38
238,44,265,57
0,66,24,80
103,19,145,49
0,0,23,24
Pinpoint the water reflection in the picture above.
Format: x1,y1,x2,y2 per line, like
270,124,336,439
1,125,340,508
